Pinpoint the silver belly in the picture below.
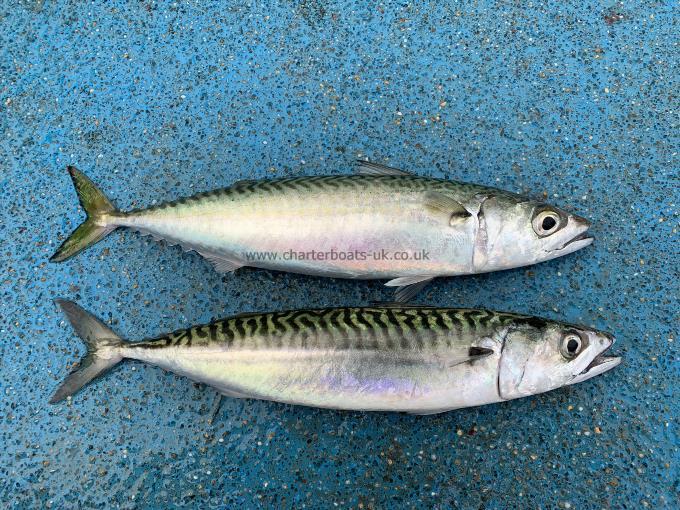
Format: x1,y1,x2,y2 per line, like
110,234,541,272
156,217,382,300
128,345,503,413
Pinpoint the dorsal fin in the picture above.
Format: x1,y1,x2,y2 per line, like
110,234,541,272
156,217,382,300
355,160,412,176
367,301,438,309
230,179,257,189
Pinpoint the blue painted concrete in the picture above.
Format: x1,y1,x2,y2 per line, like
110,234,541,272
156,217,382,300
1,1,677,508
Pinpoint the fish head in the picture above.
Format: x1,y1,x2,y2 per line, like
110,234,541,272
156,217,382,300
498,318,621,400
476,194,593,271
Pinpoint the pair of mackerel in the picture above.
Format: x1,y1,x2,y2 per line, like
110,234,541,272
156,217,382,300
49,161,620,414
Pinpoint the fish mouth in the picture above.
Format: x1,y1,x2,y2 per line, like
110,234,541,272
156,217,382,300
550,230,594,255
567,338,621,385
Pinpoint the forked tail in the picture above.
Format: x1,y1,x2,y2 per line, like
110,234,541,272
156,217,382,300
50,299,126,403
50,166,119,262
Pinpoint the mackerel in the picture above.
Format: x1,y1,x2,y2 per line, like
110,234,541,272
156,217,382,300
50,162,594,300
50,300,620,414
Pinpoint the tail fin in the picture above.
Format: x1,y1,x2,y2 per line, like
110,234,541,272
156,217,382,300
50,166,119,262
50,299,125,404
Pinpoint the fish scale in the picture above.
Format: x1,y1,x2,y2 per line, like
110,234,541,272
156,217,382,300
49,301,621,413
136,307,520,352
143,175,465,214
51,164,594,299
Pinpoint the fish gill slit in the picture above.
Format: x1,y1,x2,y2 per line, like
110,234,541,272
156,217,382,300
473,198,490,270
496,327,511,401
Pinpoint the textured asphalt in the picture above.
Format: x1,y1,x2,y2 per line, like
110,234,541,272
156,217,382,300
1,1,677,508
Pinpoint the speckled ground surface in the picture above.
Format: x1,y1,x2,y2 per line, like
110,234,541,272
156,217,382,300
1,1,677,508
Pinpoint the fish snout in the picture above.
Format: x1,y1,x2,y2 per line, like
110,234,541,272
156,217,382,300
570,213,591,231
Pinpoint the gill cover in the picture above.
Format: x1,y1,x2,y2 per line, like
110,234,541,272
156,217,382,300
498,324,585,400
498,323,620,401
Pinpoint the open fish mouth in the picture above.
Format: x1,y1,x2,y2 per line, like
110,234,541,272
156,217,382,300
567,340,621,385
550,230,594,254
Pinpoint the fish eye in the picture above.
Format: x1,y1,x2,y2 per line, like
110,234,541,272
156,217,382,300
532,209,562,237
542,216,556,230
560,333,583,359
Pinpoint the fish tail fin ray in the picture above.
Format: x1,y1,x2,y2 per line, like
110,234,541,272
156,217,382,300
50,166,119,262
49,299,126,404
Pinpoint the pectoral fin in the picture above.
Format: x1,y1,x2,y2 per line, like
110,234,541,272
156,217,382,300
442,347,495,368
422,191,472,225
465,346,494,362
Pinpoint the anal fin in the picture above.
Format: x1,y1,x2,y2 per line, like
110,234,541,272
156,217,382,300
385,276,435,302
128,226,246,274
199,252,245,273
407,409,450,415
